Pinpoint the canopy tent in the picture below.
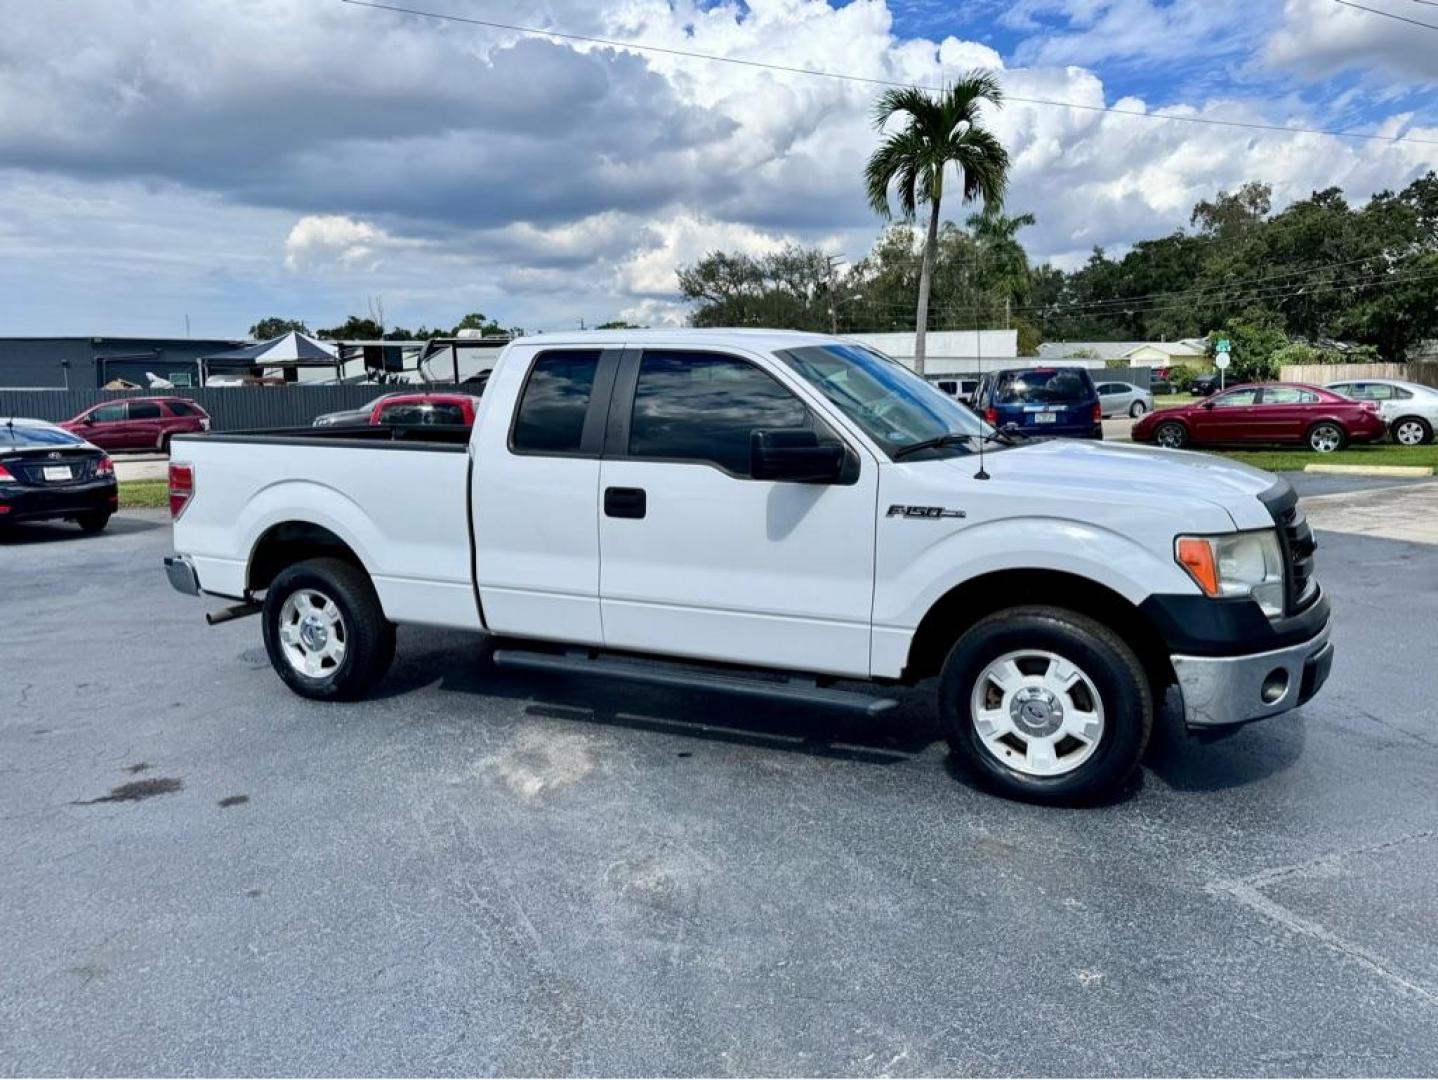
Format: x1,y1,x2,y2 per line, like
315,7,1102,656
199,331,341,383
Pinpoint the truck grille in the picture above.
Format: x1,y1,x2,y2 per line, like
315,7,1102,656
1261,482,1318,615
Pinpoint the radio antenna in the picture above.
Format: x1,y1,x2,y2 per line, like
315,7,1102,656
973,311,989,480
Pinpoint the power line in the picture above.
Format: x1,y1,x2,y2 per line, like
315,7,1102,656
1331,0,1438,29
340,0,1438,146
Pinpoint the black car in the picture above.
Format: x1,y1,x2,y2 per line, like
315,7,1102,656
0,419,118,533
1189,373,1222,396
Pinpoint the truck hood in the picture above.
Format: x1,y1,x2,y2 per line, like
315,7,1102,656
948,438,1280,530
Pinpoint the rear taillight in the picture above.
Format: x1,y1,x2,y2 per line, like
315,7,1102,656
1093,402,1103,422
169,462,194,520
0,464,14,484
97,456,114,476
984,407,998,425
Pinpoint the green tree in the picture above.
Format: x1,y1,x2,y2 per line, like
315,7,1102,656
452,312,508,336
1208,313,1289,383
969,210,1036,315
249,317,309,340
864,72,1010,374
315,316,383,339
595,320,643,329
678,245,835,330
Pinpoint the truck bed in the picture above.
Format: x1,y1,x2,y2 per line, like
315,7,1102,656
170,426,481,630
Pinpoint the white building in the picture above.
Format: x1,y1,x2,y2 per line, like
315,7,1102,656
842,330,1018,374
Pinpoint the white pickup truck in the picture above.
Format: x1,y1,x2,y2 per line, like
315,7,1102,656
164,330,1332,803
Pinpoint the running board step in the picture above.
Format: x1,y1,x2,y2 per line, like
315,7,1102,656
491,649,898,717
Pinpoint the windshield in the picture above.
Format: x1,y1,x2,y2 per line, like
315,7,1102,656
776,343,991,457
993,369,1094,405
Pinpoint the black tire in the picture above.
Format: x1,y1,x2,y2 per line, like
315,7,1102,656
1307,421,1347,454
261,557,395,701
1391,416,1432,446
938,606,1153,805
75,512,111,534
1129,400,1148,418
1153,420,1188,448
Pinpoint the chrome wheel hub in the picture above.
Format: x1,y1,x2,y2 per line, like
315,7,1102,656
1311,427,1341,453
970,650,1105,778
1395,421,1425,446
278,589,347,678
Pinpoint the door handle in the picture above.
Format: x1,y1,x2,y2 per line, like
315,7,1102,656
604,486,646,519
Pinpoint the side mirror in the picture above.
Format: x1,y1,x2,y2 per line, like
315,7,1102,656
1202,400,1215,410
81,414,95,424
750,429,844,483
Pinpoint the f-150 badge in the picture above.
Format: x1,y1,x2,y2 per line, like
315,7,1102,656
886,505,966,520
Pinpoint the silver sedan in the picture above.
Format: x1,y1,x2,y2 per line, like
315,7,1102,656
1096,380,1155,418
1325,378,1438,445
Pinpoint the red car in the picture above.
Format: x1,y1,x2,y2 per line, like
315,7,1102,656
369,393,482,426
1132,382,1385,453
61,396,211,453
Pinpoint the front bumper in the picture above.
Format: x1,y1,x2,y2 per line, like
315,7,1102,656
1172,618,1333,730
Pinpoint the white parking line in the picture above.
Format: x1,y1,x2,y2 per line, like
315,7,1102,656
1207,831,1438,1007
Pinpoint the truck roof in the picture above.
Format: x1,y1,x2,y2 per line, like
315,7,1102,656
510,328,848,351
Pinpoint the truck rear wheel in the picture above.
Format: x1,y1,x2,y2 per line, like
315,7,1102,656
262,557,395,701
938,606,1152,805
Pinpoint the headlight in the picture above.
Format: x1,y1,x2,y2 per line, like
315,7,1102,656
1175,530,1285,618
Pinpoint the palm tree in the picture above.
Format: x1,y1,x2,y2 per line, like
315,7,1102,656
968,209,1036,322
865,73,1010,374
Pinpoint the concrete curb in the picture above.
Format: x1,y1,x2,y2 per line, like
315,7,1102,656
1304,463,1434,478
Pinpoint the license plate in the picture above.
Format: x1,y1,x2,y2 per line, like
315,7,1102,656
43,465,72,481
1033,412,1057,424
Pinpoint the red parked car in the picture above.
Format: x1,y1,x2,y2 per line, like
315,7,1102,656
1132,382,1386,453
368,393,482,427
60,396,210,453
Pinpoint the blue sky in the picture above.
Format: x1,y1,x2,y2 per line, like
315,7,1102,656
0,0,1434,339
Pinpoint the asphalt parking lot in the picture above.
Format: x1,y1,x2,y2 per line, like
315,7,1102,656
3,478,1437,1076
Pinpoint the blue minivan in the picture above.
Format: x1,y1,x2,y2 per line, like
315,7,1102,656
973,366,1103,440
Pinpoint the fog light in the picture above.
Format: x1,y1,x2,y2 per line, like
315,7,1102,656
1261,668,1289,704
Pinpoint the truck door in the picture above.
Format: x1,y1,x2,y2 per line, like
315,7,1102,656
470,347,620,645
597,348,878,677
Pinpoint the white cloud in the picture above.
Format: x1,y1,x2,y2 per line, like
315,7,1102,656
283,215,417,272
0,0,1433,337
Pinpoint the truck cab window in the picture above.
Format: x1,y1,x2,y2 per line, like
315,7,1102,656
511,350,602,453
628,351,813,476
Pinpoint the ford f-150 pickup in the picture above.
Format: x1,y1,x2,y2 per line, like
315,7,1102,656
164,330,1332,803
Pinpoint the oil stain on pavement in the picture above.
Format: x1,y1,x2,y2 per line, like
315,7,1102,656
73,777,184,805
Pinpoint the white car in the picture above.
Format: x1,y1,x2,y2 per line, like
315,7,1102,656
163,330,1332,804
1324,378,1438,446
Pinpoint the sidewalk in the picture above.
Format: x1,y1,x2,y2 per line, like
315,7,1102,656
1301,481,1438,545
113,453,168,482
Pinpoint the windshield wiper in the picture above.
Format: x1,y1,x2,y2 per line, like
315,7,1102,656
892,433,973,460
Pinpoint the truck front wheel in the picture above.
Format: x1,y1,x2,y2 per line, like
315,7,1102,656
262,557,395,701
938,606,1153,805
